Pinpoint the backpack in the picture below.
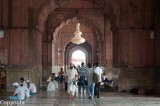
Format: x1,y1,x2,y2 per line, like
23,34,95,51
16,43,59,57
93,72,100,83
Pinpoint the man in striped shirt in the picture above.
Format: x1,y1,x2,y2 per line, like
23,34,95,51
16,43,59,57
78,62,88,93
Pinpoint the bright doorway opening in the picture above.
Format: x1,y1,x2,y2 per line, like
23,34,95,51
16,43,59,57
71,50,86,66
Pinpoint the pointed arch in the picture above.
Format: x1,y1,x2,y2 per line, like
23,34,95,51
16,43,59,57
52,16,103,42
36,0,77,32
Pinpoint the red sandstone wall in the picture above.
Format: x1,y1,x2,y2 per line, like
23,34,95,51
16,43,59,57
0,0,159,90
0,0,156,67
0,0,45,89
0,0,45,66
155,0,160,66
119,30,154,68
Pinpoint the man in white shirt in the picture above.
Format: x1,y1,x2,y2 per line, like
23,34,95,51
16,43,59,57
26,80,37,95
66,63,78,100
94,62,103,98
9,82,25,101
100,64,105,73
20,77,27,87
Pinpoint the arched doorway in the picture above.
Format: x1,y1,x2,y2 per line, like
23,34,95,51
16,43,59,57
71,50,86,66
38,0,116,86
64,42,92,70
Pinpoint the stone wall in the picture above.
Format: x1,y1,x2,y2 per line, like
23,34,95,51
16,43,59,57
118,68,153,91
0,0,159,92
6,65,42,91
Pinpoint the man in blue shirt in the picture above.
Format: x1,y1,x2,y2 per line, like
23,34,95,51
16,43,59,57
9,82,25,101
78,62,88,93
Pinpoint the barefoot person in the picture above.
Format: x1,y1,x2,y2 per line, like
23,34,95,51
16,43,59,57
66,63,78,99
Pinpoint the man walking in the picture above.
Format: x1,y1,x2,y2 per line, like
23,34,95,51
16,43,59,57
79,62,88,93
66,63,78,99
94,62,103,98
87,63,95,99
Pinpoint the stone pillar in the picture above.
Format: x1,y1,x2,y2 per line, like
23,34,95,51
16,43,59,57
51,41,58,74
104,19,113,79
34,30,43,88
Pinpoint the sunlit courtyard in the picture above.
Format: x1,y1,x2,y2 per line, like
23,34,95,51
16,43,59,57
71,50,86,66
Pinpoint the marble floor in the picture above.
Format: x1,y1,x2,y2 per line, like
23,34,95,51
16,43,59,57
1,84,160,106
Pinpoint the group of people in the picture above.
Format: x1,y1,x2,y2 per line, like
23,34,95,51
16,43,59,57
8,63,111,101
65,62,109,100
9,77,37,101
47,62,112,100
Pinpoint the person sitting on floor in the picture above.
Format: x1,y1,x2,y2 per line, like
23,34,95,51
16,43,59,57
102,73,113,86
20,83,30,98
47,73,56,82
47,78,55,91
20,77,27,87
49,73,58,89
26,80,37,95
47,73,58,91
9,82,25,101
53,79,58,89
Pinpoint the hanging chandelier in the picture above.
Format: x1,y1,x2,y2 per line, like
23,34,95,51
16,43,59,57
71,22,85,44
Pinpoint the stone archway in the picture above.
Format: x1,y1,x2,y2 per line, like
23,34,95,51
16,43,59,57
36,0,76,32
36,0,117,38
36,0,118,86
64,41,92,70
52,16,103,42
69,47,88,65
51,16,99,72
